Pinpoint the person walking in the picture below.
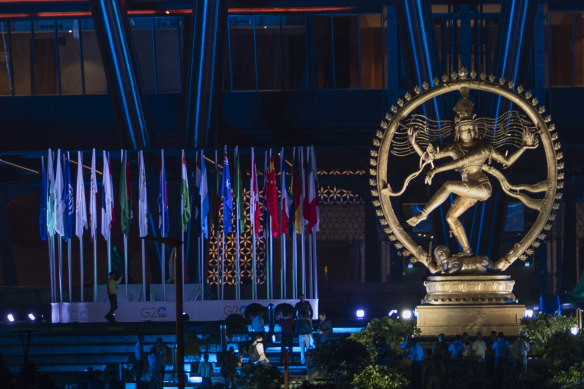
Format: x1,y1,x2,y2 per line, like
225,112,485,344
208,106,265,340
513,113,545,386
471,332,487,377
134,335,144,384
514,331,530,380
251,335,270,365
222,346,240,389
154,338,167,380
279,312,296,364
148,346,162,389
104,272,122,322
296,317,312,365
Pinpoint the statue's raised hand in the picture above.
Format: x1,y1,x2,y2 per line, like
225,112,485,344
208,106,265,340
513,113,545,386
522,128,538,149
425,169,436,185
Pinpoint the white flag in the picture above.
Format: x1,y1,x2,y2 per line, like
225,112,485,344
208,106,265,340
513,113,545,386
89,149,98,241
47,149,56,237
138,150,148,238
101,151,114,240
75,151,88,239
54,149,65,237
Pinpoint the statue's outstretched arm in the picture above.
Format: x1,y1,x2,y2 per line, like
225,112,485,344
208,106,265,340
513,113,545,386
491,128,538,167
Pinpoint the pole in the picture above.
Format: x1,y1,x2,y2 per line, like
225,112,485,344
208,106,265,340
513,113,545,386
221,233,225,300
49,235,55,302
80,237,84,302
173,247,185,388
313,231,319,299
141,239,146,301
292,229,297,299
93,238,97,302
107,238,111,274
308,232,312,298
200,234,205,300
252,224,257,300
268,217,273,299
281,232,286,299
124,235,128,301
58,238,63,302
235,201,241,300
182,229,185,302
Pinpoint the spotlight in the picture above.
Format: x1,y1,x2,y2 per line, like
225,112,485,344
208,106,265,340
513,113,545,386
407,263,414,269
524,261,531,267
28,313,36,321
271,334,276,343
524,309,534,318
401,310,412,320
570,326,579,336
388,309,398,317
355,309,365,319
7,314,15,323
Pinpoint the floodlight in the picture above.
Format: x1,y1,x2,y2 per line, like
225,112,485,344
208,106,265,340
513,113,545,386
570,326,579,336
7,314,15,323
401,310,412,320
388,309,398,317
524,309,534,318
355,309,365,319
28,313,36,321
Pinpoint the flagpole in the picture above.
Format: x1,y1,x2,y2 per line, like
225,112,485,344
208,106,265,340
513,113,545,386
215,150,220,300
93,239,97,302
313,231,318,299
292,229,297,299
67,239,72,302
200,234,204,300
269,217,273,300
308,231,312,298
181,229,185,302
300,147,306,296
49,234,55,302
142,239,146,301
252,225,257,300
124,234,128,301
235,207,240,300
221,233,225,300
58,238,63,303
80,237,84,302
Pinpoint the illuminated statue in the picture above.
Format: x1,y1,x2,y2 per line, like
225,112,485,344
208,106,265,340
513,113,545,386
423,245,494,274
405,89,538,255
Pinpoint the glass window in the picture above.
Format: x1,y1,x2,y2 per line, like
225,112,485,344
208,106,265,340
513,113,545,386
33,20,57,95
80,19,106,94
281,15,307,89
229,15,256,90
59,19,83,95
359,14,383,89
131,17,155,92
0,22,13,95
154,17,181,92
312,15,333,89
549,12,573,86
255,15,282,90
332,15,360,89
11,21,33,95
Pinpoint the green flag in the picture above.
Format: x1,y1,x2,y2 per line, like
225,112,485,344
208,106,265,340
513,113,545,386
235,146,245,232
120,150,132,236
181,149,191,231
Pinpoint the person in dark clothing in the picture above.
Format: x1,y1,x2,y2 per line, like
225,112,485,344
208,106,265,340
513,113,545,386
375,336,391,367
279,312,296,363
296,317,312,365
104,272,122,322
294,294,313,321
222,346,240,389
316,313,333,344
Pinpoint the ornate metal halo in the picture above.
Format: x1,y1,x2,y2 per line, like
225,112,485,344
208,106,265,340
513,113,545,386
370,68,562,271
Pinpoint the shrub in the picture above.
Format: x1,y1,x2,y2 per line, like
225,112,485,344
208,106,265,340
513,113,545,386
520,314,577,356
553,361,584,389
235,363,282,389
308,338,370,388
352,365,409,389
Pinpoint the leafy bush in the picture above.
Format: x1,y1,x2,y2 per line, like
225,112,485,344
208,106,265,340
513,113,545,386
553,361,584,389
349,317,419,364
352,365,409,389
520,314,577,356
308,338,370,388
544,331,584,374
235,363,282,389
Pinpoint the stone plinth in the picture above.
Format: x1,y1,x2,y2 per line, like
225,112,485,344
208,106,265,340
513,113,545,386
422,274,517,304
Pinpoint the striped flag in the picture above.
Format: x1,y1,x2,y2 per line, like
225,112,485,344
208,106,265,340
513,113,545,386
63,153,74,241
138,150,148,238
266,149,279,237
181,149,191,231
101,151,114,240
304,146,318,233
47,149,56,238
234,146,245,232
199,151,210,239
75,151,87,239
221,147,233,235
280,147,291,235
89,149,98,241
250,147,261,236
158,150,169,238
293,147,304,233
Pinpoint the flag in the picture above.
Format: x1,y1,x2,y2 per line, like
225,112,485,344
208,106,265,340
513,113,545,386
234,146,245,232
293,147,304,233
63,153,74,241
54,149,65,237
181,149,191,231
280,147,290,235
75,151,88,239
138,150,148,238
47,149,56,238
119,150,132,236
266,149,279,237
39,156,47,241
262,151,269,238
158,150,169,237
221,146,233,235
89,149,98,242
101,151,114,240
305,146,318,233
250,147,261,236
200,151,210,239
195,151,201,220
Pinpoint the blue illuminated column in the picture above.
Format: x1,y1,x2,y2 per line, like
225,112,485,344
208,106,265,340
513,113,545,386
182,0,226,148
88,0,151,149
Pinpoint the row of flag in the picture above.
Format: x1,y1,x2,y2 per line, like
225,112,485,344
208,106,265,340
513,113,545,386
38,146,319,244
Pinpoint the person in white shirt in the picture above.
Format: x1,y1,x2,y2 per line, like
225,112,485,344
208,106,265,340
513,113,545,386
471,332,487,377
251,335,270,365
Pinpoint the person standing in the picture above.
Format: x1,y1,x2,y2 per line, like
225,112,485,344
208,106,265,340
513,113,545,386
104,272,122,322
471,332,487,377
514,332,530,380
491,332,510,371
148,346,162,389
279,312,296,364
154,337,167,380
316,313,332,345
134,335,144,384
251,335,270,365
294,294,313,322
197,353,213,388
296,317,312,365
222,347,240,389
408,337,424,389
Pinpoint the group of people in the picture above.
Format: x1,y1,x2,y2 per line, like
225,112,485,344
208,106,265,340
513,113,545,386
134,336,168,388
395,331,531,388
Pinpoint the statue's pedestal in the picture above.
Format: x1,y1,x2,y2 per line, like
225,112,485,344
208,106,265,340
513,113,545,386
416,274,525,336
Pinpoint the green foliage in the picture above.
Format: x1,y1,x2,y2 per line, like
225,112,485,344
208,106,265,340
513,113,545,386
236,363,282,389
553,361,584,389
544,332,584,374
352,365,409,389
349,317,419,363
308,338,370,388
520,314,577,356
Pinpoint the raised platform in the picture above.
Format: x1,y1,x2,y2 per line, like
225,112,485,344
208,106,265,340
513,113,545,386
416,303,525,336
51,299,319,323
